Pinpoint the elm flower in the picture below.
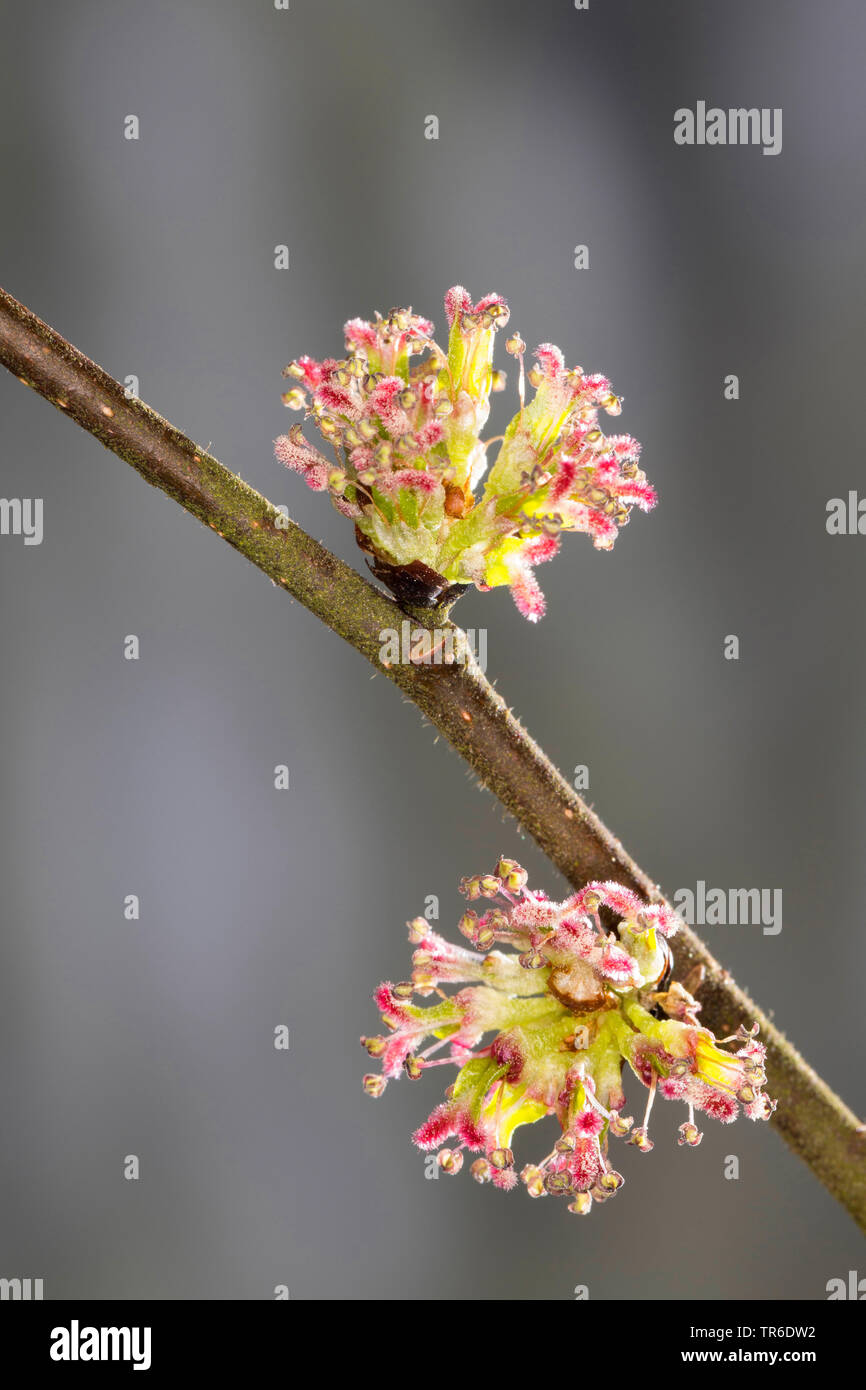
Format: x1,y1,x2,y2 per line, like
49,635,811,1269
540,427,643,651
362,863,775,1214
276,288,656,619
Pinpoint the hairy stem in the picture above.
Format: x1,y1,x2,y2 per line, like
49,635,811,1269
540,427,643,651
1,284,863,1230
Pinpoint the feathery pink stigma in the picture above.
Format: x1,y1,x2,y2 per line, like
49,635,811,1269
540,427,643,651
274,432,330,490
509,565,546,622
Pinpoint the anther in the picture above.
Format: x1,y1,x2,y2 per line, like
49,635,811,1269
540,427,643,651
458,910,478,940
521,1165,546,1198
407,917,428,944
496,858,528,891
627,1126,654,1153
544,1170,574,1196
518,950,548,970
438,1148,463,1174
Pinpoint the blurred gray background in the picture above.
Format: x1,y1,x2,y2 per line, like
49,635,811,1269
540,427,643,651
1,0,864,1300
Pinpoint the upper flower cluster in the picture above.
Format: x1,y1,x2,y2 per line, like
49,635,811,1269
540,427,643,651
276,288,657,619
362,862,774,1214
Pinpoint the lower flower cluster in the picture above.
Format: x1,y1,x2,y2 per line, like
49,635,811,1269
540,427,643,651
362,862,775,1214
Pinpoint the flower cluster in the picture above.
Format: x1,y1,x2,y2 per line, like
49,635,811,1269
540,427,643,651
362,863,774,1214
276,288,656,619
